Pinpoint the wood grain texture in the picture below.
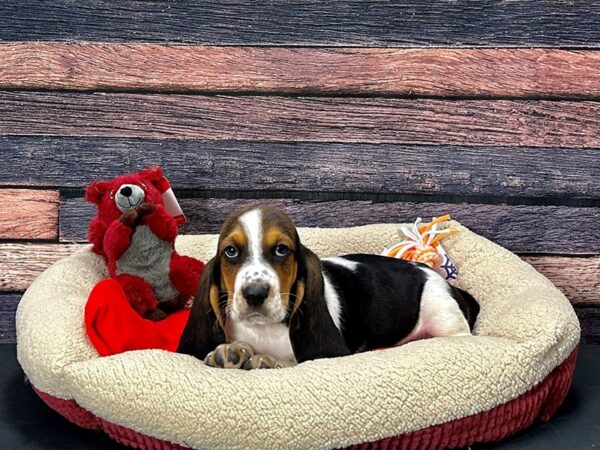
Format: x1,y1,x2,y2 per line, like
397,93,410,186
1,241,597,305
3,44,600,98
2,138,599,201
0,293,19,343
0,1,600,47
521,256,600,305
1,93,600,148
61,197,600,254
576,306,600,344
0,189,59,240
0,243,84,292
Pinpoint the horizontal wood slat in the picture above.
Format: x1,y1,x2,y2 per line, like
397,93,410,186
521,256,600,306
2,93,600,148
576,306,600,344
0,293,19,343
1,243,597,305
2,138,599,201
3,45,600,98
0,189,59,240
0,243,83,292
1,1,600,47
61,198,600,254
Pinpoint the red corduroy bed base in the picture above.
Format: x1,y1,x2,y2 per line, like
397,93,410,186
33,348,577,450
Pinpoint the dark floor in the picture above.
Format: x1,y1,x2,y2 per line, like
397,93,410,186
0,345,598,450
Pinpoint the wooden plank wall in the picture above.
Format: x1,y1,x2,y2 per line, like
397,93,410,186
0,1,598,344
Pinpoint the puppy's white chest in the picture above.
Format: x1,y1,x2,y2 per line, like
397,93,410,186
228,321,296,363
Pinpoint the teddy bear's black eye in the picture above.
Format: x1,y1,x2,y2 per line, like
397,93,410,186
274,244,289,257
224,246,239,259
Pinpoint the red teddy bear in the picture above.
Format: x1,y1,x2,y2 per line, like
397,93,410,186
85,167,204,321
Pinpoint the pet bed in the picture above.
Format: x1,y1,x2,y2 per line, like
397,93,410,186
16,221,580,450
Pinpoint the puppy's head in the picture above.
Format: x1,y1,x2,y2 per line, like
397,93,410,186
214,205,303,325
178,205,351,362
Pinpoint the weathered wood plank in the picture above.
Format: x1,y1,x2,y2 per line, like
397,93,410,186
1,242,597,308
0,243,84,292
61,198,599,254
1,1,600,47
2,138,599,200
3,44,600,98
522,256,600,306
0,293,19,343
576,306,600,344
0,189,59,240
1,93,600,148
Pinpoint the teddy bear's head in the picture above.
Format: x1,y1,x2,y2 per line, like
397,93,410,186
85,167,166,225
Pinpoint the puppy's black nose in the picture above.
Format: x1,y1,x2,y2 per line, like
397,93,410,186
120,186,133,197
242,283,269,306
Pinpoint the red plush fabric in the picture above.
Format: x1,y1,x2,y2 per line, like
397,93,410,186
85,278,190,356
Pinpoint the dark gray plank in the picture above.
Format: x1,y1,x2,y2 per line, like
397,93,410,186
2,93,600,148
0,1,600,47
61,197,600,254
577,306,600,344
0,294,18,343
2,137,599,200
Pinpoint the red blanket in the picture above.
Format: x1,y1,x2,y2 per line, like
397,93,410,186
85,278,190,356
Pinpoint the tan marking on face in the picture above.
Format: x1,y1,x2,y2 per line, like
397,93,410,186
209,284,225,329
291,279,305,318
218,225,248,308
263,227,297,309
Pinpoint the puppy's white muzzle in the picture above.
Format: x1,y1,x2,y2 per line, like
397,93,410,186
231,264,284,324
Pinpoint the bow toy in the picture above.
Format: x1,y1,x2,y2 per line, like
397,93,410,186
382,215,459,280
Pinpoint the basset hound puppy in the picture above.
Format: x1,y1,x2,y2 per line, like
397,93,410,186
177,205,479,369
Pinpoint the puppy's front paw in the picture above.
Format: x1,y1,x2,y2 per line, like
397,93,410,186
204,342,254,369
242,353,282,370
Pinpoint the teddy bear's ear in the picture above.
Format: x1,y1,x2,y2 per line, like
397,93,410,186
139,166,165,187
85,180,111,204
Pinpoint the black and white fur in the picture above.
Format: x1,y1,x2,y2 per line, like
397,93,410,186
178,206,479,365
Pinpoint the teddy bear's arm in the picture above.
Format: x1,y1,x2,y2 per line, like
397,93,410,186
115,273,164,320
103,220,134,263
143,204,178,243
87,217,107,255
170,254,205,298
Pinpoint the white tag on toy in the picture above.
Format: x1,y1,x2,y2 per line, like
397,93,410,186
435,243,459,280
381,215,459,281
154,176,186,226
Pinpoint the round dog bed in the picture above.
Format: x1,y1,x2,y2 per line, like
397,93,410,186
16,221,580,450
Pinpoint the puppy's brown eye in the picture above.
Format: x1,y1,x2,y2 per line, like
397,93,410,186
274,244,289,257
224,246,239,259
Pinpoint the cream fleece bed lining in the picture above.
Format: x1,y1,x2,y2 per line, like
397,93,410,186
16,221,580,450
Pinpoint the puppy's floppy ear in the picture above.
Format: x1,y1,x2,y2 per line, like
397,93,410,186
177,257,226,360
289,245,350,363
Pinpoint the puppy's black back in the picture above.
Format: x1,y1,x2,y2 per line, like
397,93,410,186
322,255,427,352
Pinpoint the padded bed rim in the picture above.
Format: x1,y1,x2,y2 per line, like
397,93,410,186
32,347,578,450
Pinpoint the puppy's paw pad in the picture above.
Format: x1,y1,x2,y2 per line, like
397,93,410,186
242,354,282,370
204,343,254,369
